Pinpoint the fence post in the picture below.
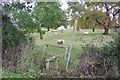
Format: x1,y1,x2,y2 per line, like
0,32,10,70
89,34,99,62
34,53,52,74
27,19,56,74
64,47,68,67
46,60,50,70
43,44,48,67
55,58,59,71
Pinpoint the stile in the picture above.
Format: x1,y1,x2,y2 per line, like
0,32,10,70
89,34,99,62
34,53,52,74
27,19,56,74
43,44,69,70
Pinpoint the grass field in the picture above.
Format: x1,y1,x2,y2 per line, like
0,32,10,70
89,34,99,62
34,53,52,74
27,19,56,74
32,29,115,69
2,29,118,78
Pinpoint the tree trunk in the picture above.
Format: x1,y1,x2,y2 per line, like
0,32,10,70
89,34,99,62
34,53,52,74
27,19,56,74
92,27,95,32
103,3,110,35
39,31,43,39
103,28,109,35
76,27,79,31
47,27,50,31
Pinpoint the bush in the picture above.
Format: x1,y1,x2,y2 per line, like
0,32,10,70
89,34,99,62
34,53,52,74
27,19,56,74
2,14,27,70
75,36,119,78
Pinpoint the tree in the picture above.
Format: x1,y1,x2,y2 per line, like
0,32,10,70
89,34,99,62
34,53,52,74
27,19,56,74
32,2,67,39
2,2,27,46
86,2,120,34
2,2,37,66
10,2,39,34
33,2,68,31
67,1,120,34
67,2,98,31
67,2,86,31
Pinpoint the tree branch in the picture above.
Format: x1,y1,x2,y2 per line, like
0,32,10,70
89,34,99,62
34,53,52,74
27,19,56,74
95,18,107,28
113,9,120,16
104,2,109,11
109,4,117,10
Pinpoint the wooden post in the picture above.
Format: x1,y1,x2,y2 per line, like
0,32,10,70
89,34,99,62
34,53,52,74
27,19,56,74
65,19,77,69
43,44,68,70
43,44,48,67
46,60,50,70
55,58,58,71
45,55,59,70
101,34,104,42
64,47,68,67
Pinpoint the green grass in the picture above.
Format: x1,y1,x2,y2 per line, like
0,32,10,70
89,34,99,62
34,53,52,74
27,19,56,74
32,29,115,68
2,29,117,78
1,70,22,78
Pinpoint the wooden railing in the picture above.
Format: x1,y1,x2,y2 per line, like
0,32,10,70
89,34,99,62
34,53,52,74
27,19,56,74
43,44,69,70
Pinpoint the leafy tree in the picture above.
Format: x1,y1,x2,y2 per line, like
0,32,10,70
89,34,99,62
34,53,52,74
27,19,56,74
33,2,68,31
32,2,67,39
10,2,39,34
67,2,99,31
2,2,27,46
2,13,27,46
2,2,39,62
86,2,120,34
67,2,86,31
67,1,120,34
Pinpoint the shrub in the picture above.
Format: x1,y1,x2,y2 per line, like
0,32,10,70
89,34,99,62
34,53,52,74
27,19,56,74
75,36,119,78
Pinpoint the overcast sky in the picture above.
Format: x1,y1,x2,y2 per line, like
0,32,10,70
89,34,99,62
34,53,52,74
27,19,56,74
2,0,69,10
60,0,68,10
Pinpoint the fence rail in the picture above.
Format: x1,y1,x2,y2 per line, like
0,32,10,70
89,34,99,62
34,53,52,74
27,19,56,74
43,44,68,70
